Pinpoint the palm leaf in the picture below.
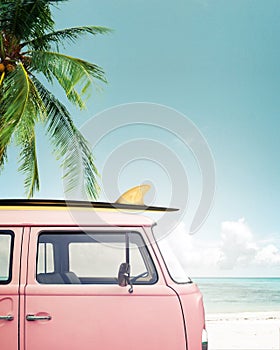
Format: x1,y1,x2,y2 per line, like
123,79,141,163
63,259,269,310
0,33,5,58
14,76,46,196
32,76,100,199
31,50,106,109
16,122,39,198
0,63,30,148
0,70,7,167
22,25,112,51
0,145,8,170
0,63,44,194
0,0,66,41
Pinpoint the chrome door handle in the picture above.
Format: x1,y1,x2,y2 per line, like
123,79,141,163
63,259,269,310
26,314,52,321
0,314,14,321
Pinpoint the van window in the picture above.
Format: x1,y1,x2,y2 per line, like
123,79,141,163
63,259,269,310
0,231,14,284
36,232,157,285
37,243,54,274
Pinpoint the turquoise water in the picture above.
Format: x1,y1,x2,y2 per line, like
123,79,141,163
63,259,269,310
194,278,280,314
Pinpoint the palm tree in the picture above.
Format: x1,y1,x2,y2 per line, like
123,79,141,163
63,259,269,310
0,0,111,198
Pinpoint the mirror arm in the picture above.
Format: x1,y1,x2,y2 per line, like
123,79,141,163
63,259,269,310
117,234,134,293
128,273,133,293
126,233,133,293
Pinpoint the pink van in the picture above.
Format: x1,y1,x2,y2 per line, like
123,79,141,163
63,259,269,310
0,199,207,350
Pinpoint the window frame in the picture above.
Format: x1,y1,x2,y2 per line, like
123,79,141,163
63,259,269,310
36,230,158,285
0,230,14,285
37,242,55,274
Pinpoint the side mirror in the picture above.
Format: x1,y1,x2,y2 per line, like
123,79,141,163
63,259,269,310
118,262,130,287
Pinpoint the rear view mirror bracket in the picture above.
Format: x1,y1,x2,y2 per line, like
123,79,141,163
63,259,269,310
117,233,134,293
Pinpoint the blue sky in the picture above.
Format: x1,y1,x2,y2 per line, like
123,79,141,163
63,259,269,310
1,0,280,276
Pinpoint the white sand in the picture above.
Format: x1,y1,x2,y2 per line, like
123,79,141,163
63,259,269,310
206,311,280,350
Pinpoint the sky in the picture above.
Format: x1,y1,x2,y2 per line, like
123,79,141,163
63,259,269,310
1,0,280,276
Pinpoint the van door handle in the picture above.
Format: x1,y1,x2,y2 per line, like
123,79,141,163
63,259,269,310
0,314,14,321
26,314,52,321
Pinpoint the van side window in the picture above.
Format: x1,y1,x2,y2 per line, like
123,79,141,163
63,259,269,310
36,232,157,285
37,243,54,274
0,231,14,284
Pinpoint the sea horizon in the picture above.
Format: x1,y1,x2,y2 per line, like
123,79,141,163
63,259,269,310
193,277,280,314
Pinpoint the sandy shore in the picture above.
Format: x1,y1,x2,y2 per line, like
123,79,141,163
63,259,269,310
206,311,280,350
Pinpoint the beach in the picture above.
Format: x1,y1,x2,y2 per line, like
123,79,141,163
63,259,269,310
206,311,280,350
193,278,280,350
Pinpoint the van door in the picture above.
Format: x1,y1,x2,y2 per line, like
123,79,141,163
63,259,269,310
0,228,23,350
25,227,186,350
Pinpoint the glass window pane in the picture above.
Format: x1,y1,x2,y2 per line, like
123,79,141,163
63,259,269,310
69,242,124,278
37,232,157,284
37,243,54,274
0,232,13,284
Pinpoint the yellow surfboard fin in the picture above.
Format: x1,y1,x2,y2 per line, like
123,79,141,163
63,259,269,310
116,184,151,206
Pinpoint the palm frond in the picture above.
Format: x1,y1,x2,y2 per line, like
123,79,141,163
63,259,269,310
32,76,100,199
0,33,5,58
0,0,65,41
0,145,8,170
0,63,45,194
0,63,30,148
16,122,39,198
22,25,112,51
31,50,106,109
14,75,46,196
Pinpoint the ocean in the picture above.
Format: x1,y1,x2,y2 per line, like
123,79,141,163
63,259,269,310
193,277,280,314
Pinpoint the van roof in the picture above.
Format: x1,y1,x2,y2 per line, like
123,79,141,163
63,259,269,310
0,199,177,227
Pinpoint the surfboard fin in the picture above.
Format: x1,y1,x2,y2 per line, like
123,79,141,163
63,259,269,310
116,184,151,206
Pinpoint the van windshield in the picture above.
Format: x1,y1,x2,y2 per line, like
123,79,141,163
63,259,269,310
153,225,192,284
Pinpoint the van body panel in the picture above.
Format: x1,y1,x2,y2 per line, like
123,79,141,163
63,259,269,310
143,226,207,349
0,228,23,350
24,226,187,350
170,283,206,350
24,293,186,350
0,208,154,227
0,293,18,350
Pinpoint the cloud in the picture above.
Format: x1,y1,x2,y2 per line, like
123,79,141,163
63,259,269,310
218,219,258,269
158,222,220,275
254,244,280,265
159,219,280,276
218,219,280,269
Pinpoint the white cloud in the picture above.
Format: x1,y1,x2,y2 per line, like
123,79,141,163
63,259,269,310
218,219,258,270
158,222,220,276
254,244,280,265
159,219,280,276
218,219,280,270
